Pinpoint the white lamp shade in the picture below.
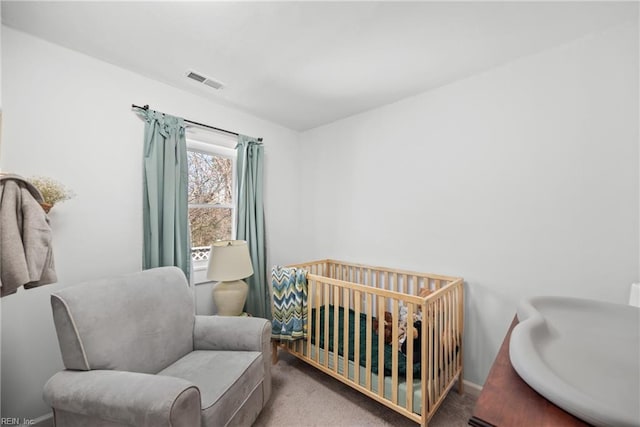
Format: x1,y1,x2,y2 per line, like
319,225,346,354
206,240,254,281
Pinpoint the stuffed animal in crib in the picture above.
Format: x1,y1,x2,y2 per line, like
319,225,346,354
372,311,394,344
400,288,433,359
374,288,433,350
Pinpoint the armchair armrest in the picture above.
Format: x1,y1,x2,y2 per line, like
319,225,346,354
194,315,273,403
43,370,201,427
194,315,270,352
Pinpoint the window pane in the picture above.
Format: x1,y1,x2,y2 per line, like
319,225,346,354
189,207,232,247
187,151,233,205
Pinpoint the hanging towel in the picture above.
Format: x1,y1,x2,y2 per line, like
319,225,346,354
271,266,307,341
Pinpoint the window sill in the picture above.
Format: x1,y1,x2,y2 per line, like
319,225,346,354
192,260,213,285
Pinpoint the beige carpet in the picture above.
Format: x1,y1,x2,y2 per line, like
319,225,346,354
254,351,477,427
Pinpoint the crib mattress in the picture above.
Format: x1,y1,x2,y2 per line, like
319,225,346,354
310,305,421,377
302,343,425,415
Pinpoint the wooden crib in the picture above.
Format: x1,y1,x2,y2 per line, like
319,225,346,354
272,259,464,427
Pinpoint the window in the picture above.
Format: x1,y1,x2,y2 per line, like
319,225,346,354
186,134,237,265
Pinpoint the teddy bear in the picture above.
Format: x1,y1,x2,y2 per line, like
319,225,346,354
373,288,433,352
372,311,394,344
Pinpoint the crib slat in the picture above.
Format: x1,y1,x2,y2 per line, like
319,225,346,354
434,298,440,398
443,294,448,383
429,301,440,408
444,295,450,385
423,302,430,418
370,268,375,287
449,293,454,381
359,267,367,313
365,293,373,391
437,297,443,395
324,283,330,369
333,285,340,372
443,297,448,393
343,287,350,377
406,303,414,413
453,290,458,379
377,296,385,398
391,298,399,405
336,266,341,306
307,278,314,359
453,284,458,385
314,281,321,364
457,281,465,393
354,289,361,386
444,296,449,393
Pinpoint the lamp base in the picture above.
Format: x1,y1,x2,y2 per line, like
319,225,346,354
212,279,248,316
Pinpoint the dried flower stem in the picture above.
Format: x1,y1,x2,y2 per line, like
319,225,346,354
28,176,75,205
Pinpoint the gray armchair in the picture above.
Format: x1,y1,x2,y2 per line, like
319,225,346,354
43,267,271,427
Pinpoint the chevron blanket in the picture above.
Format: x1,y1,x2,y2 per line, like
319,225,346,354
271,266,308,341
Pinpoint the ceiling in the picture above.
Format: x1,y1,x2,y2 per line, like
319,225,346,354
2,1,637,131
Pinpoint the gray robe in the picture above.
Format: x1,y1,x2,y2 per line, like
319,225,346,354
0,174,57,297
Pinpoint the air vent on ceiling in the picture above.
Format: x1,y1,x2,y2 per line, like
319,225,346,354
186,70,224,90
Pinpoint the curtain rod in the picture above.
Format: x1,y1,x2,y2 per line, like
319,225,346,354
131,104,262,141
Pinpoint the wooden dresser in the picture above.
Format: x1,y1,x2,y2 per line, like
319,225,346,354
469,317,591,427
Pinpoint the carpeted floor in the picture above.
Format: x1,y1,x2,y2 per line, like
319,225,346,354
254,351,477,427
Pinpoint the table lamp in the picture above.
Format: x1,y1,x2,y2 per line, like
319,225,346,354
207,240,254,316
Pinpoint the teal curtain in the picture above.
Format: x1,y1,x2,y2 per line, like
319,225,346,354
236,135,268,318
141,109,190,280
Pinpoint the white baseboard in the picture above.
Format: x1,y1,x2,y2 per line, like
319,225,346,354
462,379,483,398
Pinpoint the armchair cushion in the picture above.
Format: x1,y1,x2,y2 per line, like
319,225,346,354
43,370,201,427
158,350,264,426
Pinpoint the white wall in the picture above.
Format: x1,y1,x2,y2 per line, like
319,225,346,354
0,26,300,420
299,21,639,386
